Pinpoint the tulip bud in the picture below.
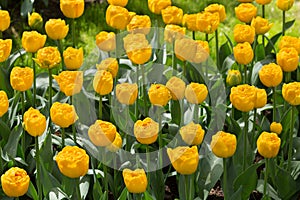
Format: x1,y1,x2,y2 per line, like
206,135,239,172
226,69,242,87
270,122,283,135
28,12,43,30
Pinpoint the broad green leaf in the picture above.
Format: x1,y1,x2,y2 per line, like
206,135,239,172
27,181,38,200
284,19,296,31
117,188,128,200
0,119,11,141
257,180,280,200
255,44,265,62
275,165,299,199
265,33,281,55
144,190,154,200
219,42,232,73
48,187,70,200
0,67,13,97
3,124,22,158
39,131,53,171
170,100,181,126
40,160,61,197
229,186,242,200
20,0,34,17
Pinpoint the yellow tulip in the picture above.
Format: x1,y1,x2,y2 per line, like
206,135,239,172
107,0,128,7
204,4,226,22
179,121,205,145
53,71,83,96
233,24,255,44
196,12,220,34
276,47,299,72
174,37,197,62
63,47,84,70
50,102,78,128
0,10,10,32
148,0,172,15
256,0,272,4
88,120,117,146
60,0,85,18
127,15,151,35
279,36,300,55
21,31,47,53
0,91,9,117
23,107,46,137
1,167,30,197
235,3,257,23
238,0,254,2
45,19,69,40
148,83,172,106
211,131,237,158
282,82,300,106
134,117,159,144
167,146,199,175
106,132,122,152
10,67,33,92
28,12,43,30
93,70,113,95
233,42,254,65
270,122,283,135
226,69,242,87
166,76,186,100
254,88,267,108
193,40,210,63
230,84,257,112
257,132,281,158
276,0,295,11
56,146,89,178
115,83,138,105
251,16,273,35
123,169,147,193
182,14,198,31
96,31,116,52
96,57,119,78
34,46,61,69
106,5,129,30
164,24,186,43
0,39,12,62
161,6,183,25
185,83,208,104
259,63,283,87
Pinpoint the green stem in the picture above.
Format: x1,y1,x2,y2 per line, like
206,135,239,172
273,87,276,121
282,11,286,36
243,64,247,84
158,110,163,169
99,95,103,119
48,68,53,114
179,99,184,127
263,158,269,198
70,97,76,144
113,156,117,198
262,5,265,18
183,61,187,78
223,158,228,200
287,106,295,171
72,18,76,47
243,112,249,171
103,151,109,194
184,175,189,200
215,29,219,69
141,64,148,116
61,127,65,148
189,174,194,200
192,31,196,40
21,92,25,155
252,108,257,147
193,104,199,124
146,145,150,189
0,31,2,39
172,40,176,76
76,178,82,200
57,40,64,71
205,34,209,82
32,53,36,107
35,137,42,200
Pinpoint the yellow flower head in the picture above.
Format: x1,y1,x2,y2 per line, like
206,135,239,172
185,83,208,104
257,132,281,158
233,42,254,65
106,5,130,30
127,15,151,35
166,76,186,100
134,117,159,144
167,146,199,175
50,102,78,128
259,63,283,87
226,69,242,87
34,46,61,69
235,3,257,23
254,88,267,109
193,40,210,63
106,132,123,152
256,0,272,4
0,39,12,62
182,14,198,31
21,31,47,53
204,4,226,22
23,107,46,137
123,169,148,193
28,12,43,30
174,37,197,62
276,47,299,72
96,31,116,52
60,0,85,18
116,82,138,105
148,0,172,15
96,57,119,78
53,71,83,96
251,16,273,35
1,167,30,197
45,18,69,40
196,11,220,34
56,146,89,178
230,84,257,112
270,122,283,135
233,24,255,44
164,24,186,44
107,0,128,7
10,67,33,92
88,120,117,146
0,91,9,117
211,131,237,158
93,70,113,95
282,82,300,106
180,121,205,145
276,0,295,11
161,6,183,25
0,10,10,32
148,83,172,106
63,47,84,70
279,36,300,55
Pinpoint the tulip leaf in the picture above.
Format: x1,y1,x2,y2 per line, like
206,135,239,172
3,123,22,158
170,100,181,126
20,0,34,17
255,44,265,62
0,67,13,97
256,180,280,200
284,19,296,32
0,119,11,141
219,42,232,73
117,188,128,200
229,186,242,200
48,187,70,200
40,160,61,197
27,181,38,200
265,33,281,55
144,191,154,200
